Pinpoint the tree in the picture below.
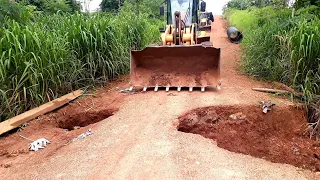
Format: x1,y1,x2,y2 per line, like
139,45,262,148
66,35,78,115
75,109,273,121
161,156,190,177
226,0,290,9
294,0,320,9
100,0,124,12
66,0,81,12
124,0,162,17
17,0,80,13
0,0,33,23
226,0,252,10
44,0,71,13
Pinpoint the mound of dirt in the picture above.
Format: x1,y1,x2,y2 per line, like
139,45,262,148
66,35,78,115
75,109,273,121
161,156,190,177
178,105,320,171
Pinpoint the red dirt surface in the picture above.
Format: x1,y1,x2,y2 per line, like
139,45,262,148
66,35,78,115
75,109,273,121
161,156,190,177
0,75,129,167
0,16,318,179
178,105,320,171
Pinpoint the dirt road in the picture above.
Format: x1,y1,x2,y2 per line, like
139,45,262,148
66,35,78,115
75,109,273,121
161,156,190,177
0,16,317,179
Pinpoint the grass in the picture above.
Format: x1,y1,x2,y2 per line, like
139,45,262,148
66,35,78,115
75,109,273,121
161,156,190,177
224,6,320,138
224,7,291,32
224,6,319,103
0,11,161,121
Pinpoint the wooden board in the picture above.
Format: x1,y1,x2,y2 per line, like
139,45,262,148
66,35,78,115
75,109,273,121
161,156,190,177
0,90,84,135
252,87,289,94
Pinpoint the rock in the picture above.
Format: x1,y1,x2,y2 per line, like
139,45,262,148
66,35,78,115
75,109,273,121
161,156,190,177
260,101,275,113
292,146,300,155
229,112,246,120
1,164,11,168
204,115,219,124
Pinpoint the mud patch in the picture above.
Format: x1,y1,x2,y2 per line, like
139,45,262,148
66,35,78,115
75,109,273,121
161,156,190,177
58,109,118,131
177,105,320,171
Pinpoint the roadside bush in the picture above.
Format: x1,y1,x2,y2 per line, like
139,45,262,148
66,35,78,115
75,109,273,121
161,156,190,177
224,6,320,103
0,11,160,121
224,7,291,32
0,0,34,24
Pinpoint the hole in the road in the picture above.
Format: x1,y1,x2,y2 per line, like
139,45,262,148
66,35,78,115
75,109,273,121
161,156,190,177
177,105,320,172
57,108,118,131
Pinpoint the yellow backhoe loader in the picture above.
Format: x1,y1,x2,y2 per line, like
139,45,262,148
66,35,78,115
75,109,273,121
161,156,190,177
198,0,214,33
130,0,221,92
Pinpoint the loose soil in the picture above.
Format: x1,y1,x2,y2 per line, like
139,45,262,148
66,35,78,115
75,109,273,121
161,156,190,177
178,105,320,171
131,46,220,87
0,75,128,165
149,74,172,86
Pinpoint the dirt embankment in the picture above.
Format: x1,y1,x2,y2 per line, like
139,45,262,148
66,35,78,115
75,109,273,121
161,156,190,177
178,105,320,171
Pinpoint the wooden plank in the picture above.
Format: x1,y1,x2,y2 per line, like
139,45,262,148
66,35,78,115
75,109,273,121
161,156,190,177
272,82,303,97
0,90,84,135
252,88,289,94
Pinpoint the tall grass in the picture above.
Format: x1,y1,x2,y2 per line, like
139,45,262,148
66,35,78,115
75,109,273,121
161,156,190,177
0,11,160,121
224,7,291,32
285,19,320,103
224,7,320,103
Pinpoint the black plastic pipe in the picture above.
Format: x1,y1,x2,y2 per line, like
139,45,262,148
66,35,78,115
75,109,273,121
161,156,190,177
227,27,243,43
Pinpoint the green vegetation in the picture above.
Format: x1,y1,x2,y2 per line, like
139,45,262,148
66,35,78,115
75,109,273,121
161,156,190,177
0,0,35,24
224,3,320,104
294,0,320,9
0,1,161,121
100,0,163,19
17,0,81,13
224,1,320,136
224,0,320,136
100,0,124,12
225,0,289,10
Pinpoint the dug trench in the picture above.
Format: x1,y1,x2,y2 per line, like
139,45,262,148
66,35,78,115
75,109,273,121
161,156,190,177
57,108,117,131
0,77,127,168
0,108,118,166
177,105,320,172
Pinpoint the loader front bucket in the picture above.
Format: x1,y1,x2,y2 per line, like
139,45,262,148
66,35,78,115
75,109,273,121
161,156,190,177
197,26,211,44
130,45,221,90
199,25,211,32
197,35,210,44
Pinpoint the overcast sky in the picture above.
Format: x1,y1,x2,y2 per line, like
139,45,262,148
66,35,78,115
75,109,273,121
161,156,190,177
83,0,230,15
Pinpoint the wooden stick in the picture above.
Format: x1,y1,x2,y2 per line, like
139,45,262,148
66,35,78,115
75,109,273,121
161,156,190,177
252,88,290,94
272,82,303,97
0,90,84,135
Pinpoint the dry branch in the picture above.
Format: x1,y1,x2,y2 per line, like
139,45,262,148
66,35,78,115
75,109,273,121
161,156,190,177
252,87,290,94
272,82,303,97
